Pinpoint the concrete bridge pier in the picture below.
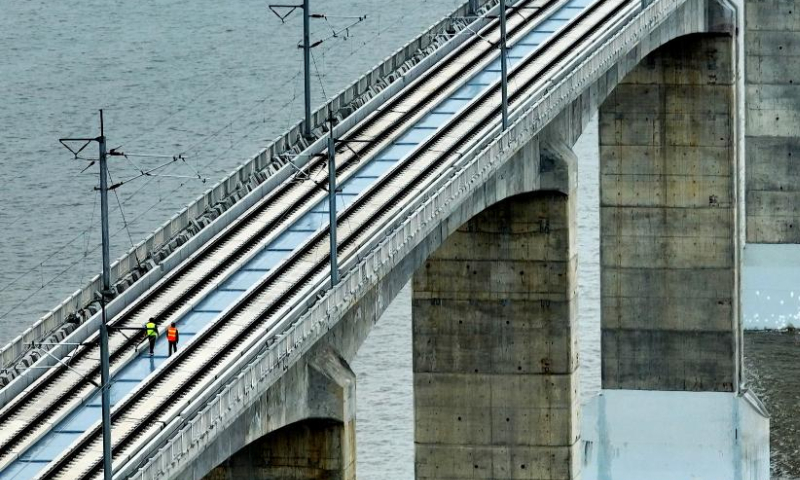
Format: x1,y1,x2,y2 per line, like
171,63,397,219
196,347,356,480
412,141,580,480
599,33,738,391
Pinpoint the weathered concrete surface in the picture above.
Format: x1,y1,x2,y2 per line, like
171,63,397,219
323,135,549,363
201,419,349,480
599,34,738,391
534,0,722,147
410,140,580,480
745,0,800,243
179,347,356,480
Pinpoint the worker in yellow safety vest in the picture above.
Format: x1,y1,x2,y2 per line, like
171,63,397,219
145,318,158,356
167,323,179,357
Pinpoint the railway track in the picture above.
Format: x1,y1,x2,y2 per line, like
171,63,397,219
0,0,573,478
28,0,638,477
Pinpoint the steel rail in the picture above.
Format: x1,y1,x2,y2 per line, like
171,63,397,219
0,0,557,471
36,0,632,478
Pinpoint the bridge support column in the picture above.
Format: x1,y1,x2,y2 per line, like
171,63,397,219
412,143,579,480
599,34,738,391
200,348,356,480
745,0,800,242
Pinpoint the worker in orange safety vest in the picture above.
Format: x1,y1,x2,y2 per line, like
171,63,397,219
167,322,179,357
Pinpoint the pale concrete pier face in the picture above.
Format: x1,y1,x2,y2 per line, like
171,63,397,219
599,34,738,392
412,183,580,478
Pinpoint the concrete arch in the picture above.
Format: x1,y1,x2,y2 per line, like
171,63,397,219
539,0,737,149
287,4,740,477
172,109,577,480
181,136,576,480
324,136,578,367
180,347,356,480
321,137,581,480
319,3,740,476
203,418,350,480
412,186,579,480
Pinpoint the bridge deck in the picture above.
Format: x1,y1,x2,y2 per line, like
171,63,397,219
0,0,639,477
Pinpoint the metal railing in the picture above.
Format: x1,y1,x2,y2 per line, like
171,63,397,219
120,0,697,477
0,0,497,375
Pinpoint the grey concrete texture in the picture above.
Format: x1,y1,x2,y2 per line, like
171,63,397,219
321,138,550,368
413,372,579,412
600,33,738,392
412,138,580,479
415,444,580,480
411,299,576,374
600,112,732,148
746,1,800,31
602,293,733,329
410,200,572,263
602,329,736,390
746,133,800,241
412,261,573,300
746,136,800,189
534,0,719,149
599,172,733,207
746,52,800,86
202,419,348,480
310,138,582,480
175,347,356,480
745,0,800,242
600,206,734,262
602,145,733,176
